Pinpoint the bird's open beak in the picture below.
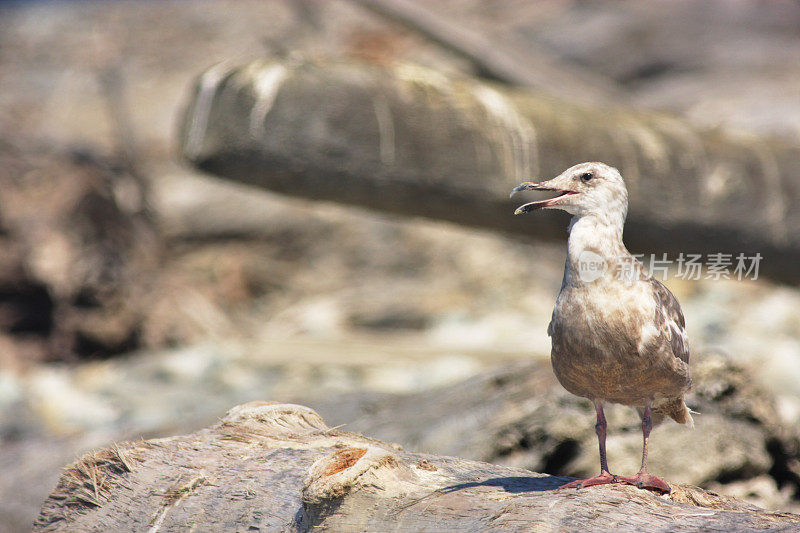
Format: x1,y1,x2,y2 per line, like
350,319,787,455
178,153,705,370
510,181,578,214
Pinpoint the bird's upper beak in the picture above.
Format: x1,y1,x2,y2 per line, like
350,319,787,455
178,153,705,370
510,180,578,214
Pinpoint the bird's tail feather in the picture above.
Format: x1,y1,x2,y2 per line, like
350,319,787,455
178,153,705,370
653,397,694,428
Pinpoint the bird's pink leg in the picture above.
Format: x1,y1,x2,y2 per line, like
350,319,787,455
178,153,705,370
560,401,616,489
616,404,671,493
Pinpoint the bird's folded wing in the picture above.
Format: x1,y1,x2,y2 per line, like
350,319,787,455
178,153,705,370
649,278,690,364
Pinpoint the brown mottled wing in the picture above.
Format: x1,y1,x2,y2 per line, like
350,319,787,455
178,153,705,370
650,278,689,364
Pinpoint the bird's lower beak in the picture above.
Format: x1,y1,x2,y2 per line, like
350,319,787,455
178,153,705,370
510,181,577,214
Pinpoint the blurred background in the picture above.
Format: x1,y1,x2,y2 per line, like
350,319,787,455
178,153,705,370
2,1,800,530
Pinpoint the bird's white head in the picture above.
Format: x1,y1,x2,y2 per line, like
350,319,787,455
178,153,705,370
510,162,628,221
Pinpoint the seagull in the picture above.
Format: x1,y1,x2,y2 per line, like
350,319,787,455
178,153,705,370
510,162,692,493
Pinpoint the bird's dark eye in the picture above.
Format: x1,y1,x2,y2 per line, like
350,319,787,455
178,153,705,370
580,172,593,183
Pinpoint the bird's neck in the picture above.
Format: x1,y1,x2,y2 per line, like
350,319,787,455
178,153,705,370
564,212,628,286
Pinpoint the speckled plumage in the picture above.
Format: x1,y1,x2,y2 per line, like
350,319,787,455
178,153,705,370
549,270,692,419
512,161,693,492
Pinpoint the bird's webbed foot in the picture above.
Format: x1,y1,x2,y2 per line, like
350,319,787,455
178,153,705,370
559,471,617,490
615,472,671,494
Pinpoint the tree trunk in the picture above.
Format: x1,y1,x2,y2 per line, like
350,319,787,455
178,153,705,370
178,58,800,284
34,401,800,532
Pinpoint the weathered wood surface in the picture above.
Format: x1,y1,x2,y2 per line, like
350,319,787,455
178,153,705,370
314,356,800,496
179,58,800,284
34,401,800,532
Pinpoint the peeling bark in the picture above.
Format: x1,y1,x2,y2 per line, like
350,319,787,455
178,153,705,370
35,401,800,532
179,58,800,284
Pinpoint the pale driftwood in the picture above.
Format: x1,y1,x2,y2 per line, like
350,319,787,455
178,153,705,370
34,401,800,532
179,58,800,284
314,356,796,493
346,0,623,104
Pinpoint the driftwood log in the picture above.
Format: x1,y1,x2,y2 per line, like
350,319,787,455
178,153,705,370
314,356,800,496
34,401,800,532
179,58,800,284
